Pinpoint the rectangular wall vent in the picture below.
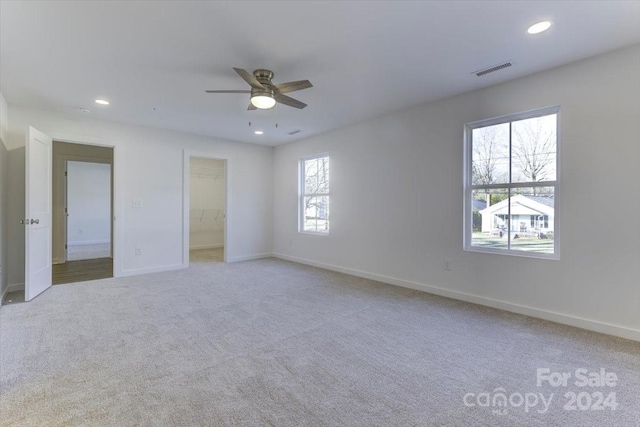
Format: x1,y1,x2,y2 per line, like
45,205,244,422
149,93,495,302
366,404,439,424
288,130,301,135
474,61,514,77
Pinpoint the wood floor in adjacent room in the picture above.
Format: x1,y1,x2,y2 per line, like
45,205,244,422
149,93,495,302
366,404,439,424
52,257,113,285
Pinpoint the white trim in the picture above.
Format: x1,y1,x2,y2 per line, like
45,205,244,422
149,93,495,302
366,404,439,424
189,243,224,250
67,240,110,246
272,253,640,342
119,263,187,278
7,283,25,292
226,253,272,263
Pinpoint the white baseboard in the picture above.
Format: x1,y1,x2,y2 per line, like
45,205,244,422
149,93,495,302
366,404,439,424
227,253,272,263
117,263,187,278
273,253,640,342
189,243,224,250
68,240,110,246
7,283,25,292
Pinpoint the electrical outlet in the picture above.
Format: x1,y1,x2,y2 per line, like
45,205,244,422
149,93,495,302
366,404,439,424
132,200,143,209
135,247,142,256
444,259,452,271
78,229,83,234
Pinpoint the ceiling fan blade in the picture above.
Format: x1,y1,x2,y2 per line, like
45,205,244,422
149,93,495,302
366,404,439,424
275,93,307,109
273,80,313,94
205,90,251,93
247,103,257,111
233,67,265,89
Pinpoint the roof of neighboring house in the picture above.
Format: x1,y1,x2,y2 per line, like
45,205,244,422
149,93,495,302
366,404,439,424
480,194,555,216
472,199,487,211
527,196,555,208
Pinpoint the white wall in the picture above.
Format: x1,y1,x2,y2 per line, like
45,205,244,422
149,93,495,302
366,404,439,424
273,44,640,340
66,161,111,245
6,107,273,286
0,91,8,302
190,158,225,250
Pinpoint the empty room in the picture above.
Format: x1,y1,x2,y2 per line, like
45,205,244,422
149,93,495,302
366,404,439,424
0,1,639,426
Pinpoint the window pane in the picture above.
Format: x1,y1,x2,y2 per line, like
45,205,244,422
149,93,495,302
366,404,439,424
303,195,329,232
304,156,330,194
472,123,509,185
511,114,557,183
470,188,509,250
509,187,555,253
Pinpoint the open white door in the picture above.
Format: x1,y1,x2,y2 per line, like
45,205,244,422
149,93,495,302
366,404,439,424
24,126,53,301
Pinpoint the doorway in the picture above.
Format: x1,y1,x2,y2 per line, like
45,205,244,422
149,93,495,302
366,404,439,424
52,142,114,285
189,157,226,264
65,161,111,261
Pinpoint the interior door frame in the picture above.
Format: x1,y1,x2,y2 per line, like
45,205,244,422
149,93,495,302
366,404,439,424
50,139,119,275
182,150,229,266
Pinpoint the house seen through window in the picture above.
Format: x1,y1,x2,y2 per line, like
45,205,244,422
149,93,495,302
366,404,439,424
300,154,330,233
464,106,559,258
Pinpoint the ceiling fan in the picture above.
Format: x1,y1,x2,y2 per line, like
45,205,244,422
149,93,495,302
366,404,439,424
206,68,312,110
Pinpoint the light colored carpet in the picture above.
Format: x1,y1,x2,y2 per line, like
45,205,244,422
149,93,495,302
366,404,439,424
0,258,638,426
67,243,111,261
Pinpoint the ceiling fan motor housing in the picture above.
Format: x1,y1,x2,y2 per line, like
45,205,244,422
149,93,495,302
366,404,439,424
251,69,276,107
254,69,274,84
253,69,275,97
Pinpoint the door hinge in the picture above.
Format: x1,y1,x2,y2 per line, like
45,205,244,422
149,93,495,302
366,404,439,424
65,171,68,176
65,244,67,249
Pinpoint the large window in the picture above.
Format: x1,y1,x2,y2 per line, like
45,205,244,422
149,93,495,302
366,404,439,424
300,154,330,233
464,106,559,258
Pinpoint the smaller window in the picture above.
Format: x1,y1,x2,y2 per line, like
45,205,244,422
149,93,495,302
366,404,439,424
300,154,330,233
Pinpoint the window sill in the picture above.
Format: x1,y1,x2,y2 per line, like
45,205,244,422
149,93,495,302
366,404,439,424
464,246,559,260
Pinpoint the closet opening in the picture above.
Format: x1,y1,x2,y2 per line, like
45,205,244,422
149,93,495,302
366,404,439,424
189,157,226,264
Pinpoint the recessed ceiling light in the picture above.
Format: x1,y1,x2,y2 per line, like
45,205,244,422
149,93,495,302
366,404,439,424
527,21,552,35
254,130,264,135
95,99,110,105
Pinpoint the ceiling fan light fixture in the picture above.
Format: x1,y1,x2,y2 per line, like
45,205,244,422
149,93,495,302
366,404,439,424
250,94,276,109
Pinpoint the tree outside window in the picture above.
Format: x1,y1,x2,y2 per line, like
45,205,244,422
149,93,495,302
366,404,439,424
300,155,330,233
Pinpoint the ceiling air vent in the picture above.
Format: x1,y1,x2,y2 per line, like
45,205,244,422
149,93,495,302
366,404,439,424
288,130,301,135
473,60,515,77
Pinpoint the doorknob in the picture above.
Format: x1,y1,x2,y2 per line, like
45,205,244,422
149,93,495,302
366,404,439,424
30,219,40,225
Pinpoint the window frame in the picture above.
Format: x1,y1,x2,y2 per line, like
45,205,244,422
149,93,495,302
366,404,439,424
299,153,330,235
463,105,561,259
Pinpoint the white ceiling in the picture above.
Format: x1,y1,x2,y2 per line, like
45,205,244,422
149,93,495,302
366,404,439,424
1,1,639,146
